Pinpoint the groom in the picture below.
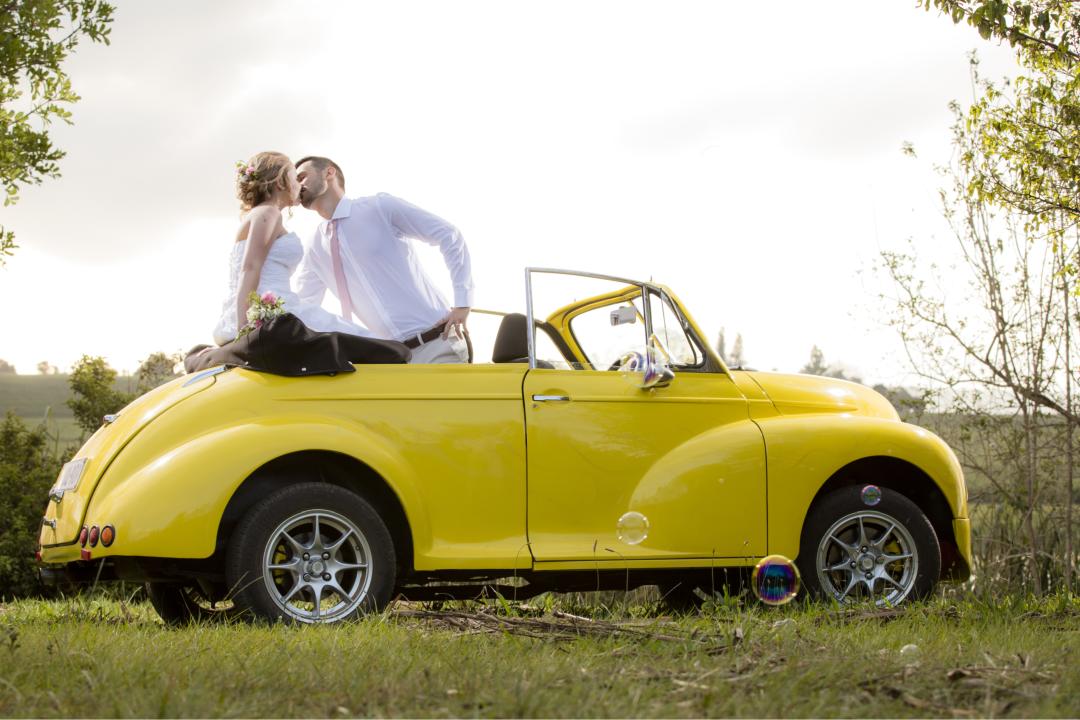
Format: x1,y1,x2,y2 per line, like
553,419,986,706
293,156,474,364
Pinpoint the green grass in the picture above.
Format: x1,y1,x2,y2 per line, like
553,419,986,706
0,593,1076,717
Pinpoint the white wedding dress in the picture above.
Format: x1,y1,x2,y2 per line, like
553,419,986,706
213,232,369,345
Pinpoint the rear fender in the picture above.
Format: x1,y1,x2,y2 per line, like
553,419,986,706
80,416,427,561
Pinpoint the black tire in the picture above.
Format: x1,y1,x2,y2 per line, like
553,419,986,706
225,483,396,624
796,485,940,606
658,568,747,613
145,582,236,625
657,580,703,613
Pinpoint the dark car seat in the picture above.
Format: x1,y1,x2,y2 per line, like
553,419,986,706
492,313,554,368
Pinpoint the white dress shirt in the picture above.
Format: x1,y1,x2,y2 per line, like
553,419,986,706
293,194,475,342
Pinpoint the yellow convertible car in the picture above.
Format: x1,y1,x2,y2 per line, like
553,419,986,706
37,268,971,623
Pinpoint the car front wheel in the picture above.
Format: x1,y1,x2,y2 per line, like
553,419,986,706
797,486,940,606
145,582,236,625
226,483,395,624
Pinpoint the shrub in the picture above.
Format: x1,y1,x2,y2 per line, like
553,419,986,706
0,412,62,599
67,355,133,437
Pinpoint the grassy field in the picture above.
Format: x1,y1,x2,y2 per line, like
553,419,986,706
0,373,136,418
0,373,137,450
0,374,74,419
0,592,1076,717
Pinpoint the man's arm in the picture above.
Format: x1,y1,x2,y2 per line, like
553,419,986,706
377,193,475,310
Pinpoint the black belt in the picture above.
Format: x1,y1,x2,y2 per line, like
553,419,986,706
402,322,447,349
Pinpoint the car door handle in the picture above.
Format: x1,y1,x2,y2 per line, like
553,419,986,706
532,394,570,402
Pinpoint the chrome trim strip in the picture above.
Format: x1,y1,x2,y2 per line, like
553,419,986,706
525,268,537,370
525,267,654,373
532,394,570,402
183,364,228,387
526,267,652,288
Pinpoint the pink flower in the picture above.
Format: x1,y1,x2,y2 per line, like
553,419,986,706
245,165,255,175
254,319,263,329
260,292,277,304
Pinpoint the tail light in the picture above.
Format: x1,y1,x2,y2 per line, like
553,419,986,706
88,526,100,547
100,525,115,547
79,527,89,547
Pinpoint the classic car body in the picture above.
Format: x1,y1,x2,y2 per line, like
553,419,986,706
38,268,970,623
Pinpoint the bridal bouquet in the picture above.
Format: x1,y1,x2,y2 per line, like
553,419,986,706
238,291,286,337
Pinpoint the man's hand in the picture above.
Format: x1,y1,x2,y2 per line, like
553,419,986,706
442,307,471,339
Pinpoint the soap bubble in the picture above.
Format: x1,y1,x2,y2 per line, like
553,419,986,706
616,349,647,384
616,347,672,388
751,554,800,606
861,484,883,506
616,511,650,545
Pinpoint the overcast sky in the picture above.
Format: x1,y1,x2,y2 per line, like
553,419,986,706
0,1,1020,382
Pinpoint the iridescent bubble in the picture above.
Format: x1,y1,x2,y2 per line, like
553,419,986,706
616,511,650,545
861,484,883,506
616,349,647,380
751,554,801,606
616,347,672,389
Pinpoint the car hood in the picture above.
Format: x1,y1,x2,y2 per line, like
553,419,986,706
38,367,225,548
744,372,899,421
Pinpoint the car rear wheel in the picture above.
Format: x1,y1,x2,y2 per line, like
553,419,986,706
225,483,395,624
797,486,940,606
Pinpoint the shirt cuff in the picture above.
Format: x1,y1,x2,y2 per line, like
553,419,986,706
453,287,474,308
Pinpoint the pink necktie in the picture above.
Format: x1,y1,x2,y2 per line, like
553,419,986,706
328,219,355,321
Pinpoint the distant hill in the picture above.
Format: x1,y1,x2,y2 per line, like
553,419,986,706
0,374,136,419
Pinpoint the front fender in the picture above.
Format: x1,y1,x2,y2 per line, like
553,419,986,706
627,419,767,557
758,415,967,558
82,415,428,561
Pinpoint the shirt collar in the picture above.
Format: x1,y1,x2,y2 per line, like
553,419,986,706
330,196,352,221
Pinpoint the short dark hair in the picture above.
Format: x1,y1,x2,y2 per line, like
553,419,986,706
295,155,345,191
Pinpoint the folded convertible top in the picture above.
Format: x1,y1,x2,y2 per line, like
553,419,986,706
184,313,411,376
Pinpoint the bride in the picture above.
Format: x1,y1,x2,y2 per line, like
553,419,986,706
213,151,370,345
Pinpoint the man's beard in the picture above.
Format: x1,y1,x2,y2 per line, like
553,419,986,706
299,179,326,208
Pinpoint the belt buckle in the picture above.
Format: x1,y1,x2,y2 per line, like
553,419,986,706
414,332,425,347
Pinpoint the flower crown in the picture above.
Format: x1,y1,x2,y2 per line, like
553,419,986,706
235,160,259,181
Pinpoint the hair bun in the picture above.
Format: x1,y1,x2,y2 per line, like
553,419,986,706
235,151,291,212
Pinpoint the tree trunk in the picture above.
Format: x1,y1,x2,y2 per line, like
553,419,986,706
1022,400,1043,595
1064,243,1074,595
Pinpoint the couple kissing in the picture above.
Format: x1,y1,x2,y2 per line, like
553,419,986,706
211,152,474,365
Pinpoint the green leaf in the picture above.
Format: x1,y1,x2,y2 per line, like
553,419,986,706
0,1,116,263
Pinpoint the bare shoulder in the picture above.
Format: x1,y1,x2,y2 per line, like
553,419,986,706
246,205,282,224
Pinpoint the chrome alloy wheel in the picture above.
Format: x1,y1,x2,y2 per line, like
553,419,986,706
261,509,372,623
815,510,918,606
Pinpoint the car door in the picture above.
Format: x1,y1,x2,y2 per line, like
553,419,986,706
523,288,768,563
